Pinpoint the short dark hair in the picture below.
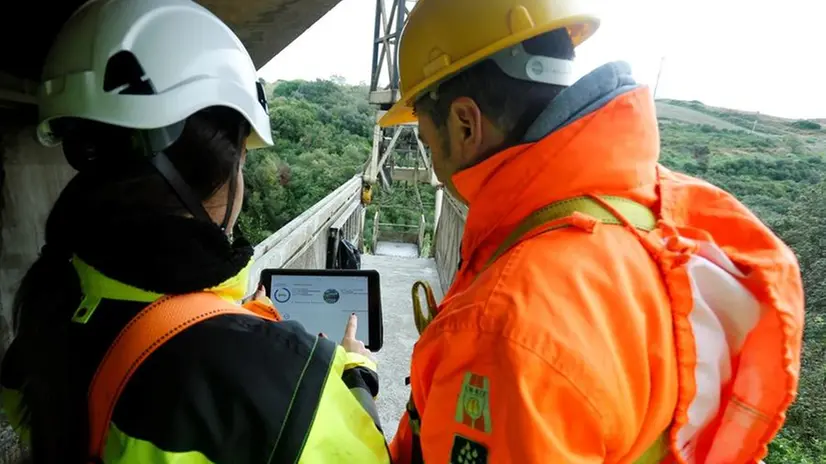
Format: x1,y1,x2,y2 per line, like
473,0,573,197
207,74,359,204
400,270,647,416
414,28,575,143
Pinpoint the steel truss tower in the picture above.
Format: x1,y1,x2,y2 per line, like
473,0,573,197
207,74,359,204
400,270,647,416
362,0,442,228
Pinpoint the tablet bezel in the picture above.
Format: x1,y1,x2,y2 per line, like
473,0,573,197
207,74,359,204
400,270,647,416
259,268,383,352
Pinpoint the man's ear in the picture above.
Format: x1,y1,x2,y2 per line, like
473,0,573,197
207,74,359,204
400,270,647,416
447,97,484,166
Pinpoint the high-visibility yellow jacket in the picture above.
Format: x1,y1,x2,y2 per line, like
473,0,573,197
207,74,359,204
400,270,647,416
1,256,390,463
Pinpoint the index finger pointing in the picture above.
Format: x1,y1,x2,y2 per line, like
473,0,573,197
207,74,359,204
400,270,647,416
343,313,358,340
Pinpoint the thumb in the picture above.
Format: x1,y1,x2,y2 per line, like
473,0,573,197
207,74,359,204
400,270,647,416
254,284,266,300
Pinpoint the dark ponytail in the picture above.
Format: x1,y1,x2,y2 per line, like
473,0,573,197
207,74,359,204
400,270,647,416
10,106,250,463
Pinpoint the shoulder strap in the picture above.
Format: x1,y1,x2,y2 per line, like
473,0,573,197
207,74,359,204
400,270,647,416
481,195,671,463
403,196,661,463
86,292,271,462
482,195,657,272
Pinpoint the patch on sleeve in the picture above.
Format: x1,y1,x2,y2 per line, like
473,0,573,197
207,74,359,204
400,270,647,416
455,372,491,433
450,434,488,464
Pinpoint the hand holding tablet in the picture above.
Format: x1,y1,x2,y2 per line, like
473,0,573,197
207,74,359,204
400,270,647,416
259,269,384,352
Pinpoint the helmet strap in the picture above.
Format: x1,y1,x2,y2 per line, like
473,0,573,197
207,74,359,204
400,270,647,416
143,120,247,237
141,123,214,226
150,151,214,224
144,122,185,152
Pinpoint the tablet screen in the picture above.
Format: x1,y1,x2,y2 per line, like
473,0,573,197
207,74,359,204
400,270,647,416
269,273,369,341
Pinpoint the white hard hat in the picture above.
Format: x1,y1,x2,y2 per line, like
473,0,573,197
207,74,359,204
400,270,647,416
36,0,273,149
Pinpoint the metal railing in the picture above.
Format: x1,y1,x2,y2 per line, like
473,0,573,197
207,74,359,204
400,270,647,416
433,191,467,293
376,224,419,244
372,210,429,257
417,214,426,254
371,210,380,253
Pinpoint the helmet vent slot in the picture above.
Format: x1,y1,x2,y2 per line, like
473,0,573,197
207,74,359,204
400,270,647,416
103,51,156,95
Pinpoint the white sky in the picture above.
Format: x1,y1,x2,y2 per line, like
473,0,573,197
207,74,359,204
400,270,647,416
259,0,826,119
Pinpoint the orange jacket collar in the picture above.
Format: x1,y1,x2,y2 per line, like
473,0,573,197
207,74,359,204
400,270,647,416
451,85,661,273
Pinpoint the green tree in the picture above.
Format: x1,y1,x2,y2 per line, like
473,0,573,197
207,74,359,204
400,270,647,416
660,120,826,463
238,78,373,242
769,183,826,452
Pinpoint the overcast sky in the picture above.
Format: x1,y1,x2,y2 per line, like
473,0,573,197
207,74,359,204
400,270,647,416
259,0,825,119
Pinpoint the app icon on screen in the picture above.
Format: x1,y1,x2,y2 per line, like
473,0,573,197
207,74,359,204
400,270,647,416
323,289,340,304
273,288,291,303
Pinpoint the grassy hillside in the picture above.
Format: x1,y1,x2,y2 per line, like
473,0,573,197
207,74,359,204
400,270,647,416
656,99,826,225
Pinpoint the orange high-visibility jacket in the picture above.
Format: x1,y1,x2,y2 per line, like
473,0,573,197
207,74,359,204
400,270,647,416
390,68,804,463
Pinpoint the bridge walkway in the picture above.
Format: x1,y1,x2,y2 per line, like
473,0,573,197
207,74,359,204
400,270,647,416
363,253,443,441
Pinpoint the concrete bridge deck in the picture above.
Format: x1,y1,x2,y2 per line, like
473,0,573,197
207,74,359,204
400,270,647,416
374,241,420,258
363,253,443,441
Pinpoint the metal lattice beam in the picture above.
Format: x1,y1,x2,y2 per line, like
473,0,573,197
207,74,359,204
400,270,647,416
368,0,413,107
362,0,442,242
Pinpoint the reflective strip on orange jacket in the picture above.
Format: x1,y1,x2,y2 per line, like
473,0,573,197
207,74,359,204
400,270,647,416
652,166,803,462
390,78,803,463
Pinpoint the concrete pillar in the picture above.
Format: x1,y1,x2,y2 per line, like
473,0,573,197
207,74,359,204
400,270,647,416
0,123,74,354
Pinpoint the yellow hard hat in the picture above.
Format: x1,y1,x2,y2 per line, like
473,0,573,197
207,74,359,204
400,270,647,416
379,0,601,127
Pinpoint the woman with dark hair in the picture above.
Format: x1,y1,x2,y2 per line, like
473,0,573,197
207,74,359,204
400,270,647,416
0,0,390,463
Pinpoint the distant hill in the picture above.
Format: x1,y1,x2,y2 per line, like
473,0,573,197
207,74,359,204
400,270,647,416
655,99,825,226
657,99,826,154
656,101,746,131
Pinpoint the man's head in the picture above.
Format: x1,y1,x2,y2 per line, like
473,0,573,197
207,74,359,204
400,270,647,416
413,29,575,188
380,0,601,194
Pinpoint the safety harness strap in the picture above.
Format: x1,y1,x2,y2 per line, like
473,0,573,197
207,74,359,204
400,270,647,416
407,195,667,464
483,195,657,271
86,293,276,463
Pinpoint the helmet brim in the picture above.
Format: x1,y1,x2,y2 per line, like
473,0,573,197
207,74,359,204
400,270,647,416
379,101,417,128
37,73,274,149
